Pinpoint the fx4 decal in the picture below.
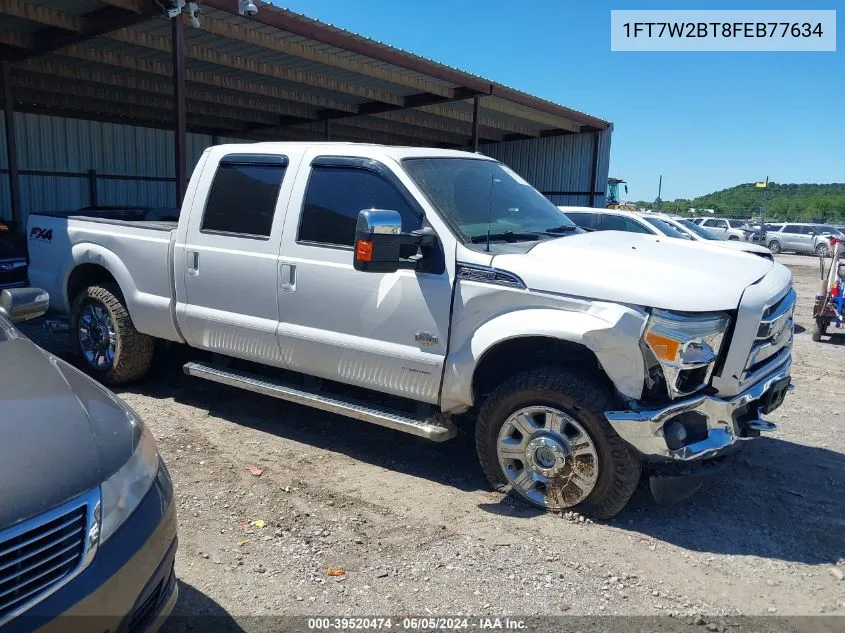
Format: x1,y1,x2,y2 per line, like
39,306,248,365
30,227,53,242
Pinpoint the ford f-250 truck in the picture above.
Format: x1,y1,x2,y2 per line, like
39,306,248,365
27,143,795,518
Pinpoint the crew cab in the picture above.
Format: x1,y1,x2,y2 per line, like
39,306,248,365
27,143,795,518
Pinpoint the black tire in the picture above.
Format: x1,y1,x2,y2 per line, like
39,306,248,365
70,283,154,384
728,235,740,241
768,240,781,254
476,367,641,519
812,318,827,342
816,243,829,258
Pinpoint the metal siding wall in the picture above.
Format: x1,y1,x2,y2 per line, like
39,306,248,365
480,127,612,208
0,111,221,224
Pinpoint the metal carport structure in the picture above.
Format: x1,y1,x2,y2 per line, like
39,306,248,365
0,0,612,227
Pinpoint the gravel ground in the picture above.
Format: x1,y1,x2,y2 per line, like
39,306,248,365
19,257,845,626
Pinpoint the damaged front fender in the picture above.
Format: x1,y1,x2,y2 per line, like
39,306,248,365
441,299,649,412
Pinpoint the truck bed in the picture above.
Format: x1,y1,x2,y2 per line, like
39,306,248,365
26,212,182,342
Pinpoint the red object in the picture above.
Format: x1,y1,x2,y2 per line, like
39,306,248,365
831,281,841,298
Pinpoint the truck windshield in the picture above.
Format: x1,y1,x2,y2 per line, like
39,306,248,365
402,157,578,250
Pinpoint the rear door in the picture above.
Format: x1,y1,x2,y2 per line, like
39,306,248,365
179,151,301,365
780,224,802,251
275,152,454,404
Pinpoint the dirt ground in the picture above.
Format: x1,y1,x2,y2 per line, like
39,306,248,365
20,257,845,624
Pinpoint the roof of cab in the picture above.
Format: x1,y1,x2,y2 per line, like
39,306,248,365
209,141,499,161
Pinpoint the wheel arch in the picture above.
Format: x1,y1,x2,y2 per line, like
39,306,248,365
440,307,648,413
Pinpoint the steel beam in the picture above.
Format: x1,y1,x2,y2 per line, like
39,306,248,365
1,62,19,229
471,95,480,152
588,130,601,207
172,15,187,206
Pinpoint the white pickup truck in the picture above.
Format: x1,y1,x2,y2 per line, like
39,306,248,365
27,142,795,518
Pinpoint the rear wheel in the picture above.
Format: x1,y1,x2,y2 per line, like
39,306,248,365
70,284,154,384
768,240,782,254
476,367,641,519
812,318,828,342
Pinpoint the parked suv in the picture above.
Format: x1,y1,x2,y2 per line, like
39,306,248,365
694,217,753,241
0,288,177,631
764,223,840,256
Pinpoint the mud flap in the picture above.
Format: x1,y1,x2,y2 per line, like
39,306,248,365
649,460,726,505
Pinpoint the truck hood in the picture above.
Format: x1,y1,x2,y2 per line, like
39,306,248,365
0,332,136,528
492,231,773,312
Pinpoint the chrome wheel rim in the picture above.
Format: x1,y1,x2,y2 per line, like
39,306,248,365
78,304,116,370
497,406,599,509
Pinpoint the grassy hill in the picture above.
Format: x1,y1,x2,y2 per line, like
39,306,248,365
637,183,845,222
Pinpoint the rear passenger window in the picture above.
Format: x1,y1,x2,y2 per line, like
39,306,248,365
599,214,652,234
299,166,420,247
563,212,595,230
783,225,801,233
202,157,287,237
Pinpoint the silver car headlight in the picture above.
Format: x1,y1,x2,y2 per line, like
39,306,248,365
100,409,160,543
643,309,730,398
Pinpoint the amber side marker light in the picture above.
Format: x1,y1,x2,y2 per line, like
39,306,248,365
355,239,373,262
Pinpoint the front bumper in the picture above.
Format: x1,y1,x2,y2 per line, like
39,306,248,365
605,360,792,461
7,463,178,633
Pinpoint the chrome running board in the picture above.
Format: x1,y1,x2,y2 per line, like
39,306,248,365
183,362,456,442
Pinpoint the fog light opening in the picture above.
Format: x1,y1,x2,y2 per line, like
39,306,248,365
663,420,688,451
663,412,710,451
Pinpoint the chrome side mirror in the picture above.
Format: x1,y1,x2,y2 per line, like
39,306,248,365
0,288,49,323
353,209,405,273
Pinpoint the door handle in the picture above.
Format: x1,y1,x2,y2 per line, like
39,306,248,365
187,250,199,277
280,263,296,292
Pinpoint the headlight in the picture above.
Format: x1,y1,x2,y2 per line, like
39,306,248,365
100,411,160,542
643,309,730,398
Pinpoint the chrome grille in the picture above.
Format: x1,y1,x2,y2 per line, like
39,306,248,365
0,489,99,623
744,288,795,380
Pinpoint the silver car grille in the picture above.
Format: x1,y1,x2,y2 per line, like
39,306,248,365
743,288,795,380
0,489,99,623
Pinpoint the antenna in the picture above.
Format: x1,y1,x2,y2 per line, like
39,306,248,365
485,170,494,253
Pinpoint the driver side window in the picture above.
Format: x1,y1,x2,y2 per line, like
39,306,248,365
298,165,422,247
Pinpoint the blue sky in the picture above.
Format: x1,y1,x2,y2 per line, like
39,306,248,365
275,0,842,202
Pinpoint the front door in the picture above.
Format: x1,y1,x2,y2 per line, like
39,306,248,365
275,153,453,404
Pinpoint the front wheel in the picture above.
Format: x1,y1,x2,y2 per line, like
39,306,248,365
816,243,830,258
476,367,641,519
768,240,782,254
70,283,154,384
728,235,740,241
